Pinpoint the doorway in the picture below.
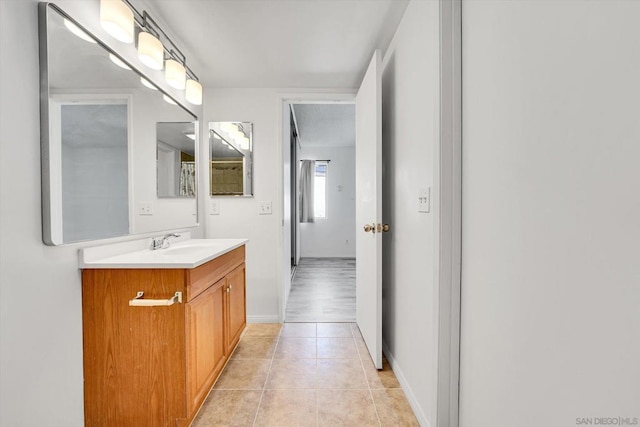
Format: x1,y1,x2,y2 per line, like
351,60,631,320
282,101,357,323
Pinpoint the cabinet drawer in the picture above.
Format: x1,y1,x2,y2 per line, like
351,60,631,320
186,246,245,301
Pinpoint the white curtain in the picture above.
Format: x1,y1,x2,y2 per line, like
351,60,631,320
299,160,315,223
180,162,196,197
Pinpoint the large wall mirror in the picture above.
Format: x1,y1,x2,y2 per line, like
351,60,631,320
39,3,198,245
209,122,253,197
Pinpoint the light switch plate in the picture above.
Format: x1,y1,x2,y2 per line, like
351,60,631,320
418,188,430,213
210,199,220,215
139,201,153,216
259,201,272,215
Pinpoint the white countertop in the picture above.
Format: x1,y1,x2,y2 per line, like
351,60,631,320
79,238,248,269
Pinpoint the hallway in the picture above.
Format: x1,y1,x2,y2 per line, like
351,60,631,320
286,258,356,322
193,323,418,426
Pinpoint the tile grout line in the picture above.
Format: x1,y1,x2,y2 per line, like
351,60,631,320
352,324,383,427
251,327,283,426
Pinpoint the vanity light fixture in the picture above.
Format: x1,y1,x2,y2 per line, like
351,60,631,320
140,77,157,90
220,122,235,134
64,19,96,44
185,79,203,105
109,53,131,70
137,31,163,70
100,0,134,43
165,58,186,90
100,0,203,105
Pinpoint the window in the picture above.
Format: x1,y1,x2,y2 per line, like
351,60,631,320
314,161,328,218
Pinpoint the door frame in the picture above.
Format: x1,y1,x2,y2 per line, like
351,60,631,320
437,0,462,426
276,92,357,322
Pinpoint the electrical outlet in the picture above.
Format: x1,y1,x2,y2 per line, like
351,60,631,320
139,201,153,216
418,188,430,213
259,201,272,215
210,199,220,215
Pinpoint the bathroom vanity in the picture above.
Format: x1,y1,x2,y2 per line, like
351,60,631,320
80,238,247,426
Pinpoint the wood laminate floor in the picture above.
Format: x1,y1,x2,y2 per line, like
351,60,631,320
285,258,356,323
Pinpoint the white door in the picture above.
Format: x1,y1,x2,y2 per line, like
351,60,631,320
355,50,383,369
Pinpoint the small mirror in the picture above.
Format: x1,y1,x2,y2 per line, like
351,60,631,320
157,122,197,198
209,122,253,197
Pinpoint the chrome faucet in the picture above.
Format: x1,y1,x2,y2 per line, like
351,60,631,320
151,233,180,250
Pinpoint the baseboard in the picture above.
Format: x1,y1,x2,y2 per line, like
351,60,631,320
247,315,280,323
382,340,431,427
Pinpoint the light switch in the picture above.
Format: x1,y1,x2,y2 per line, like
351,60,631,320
259,201,272,215
139,201,153,215
210,199,220,215
418,188,430,213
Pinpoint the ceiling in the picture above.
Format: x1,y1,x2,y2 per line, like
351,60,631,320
157,122,197,155
148,0,409,88
292,104,355,147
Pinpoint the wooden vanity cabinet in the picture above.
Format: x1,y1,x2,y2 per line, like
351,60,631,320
225,263,247,351
82,245,246,427
185,278,227,417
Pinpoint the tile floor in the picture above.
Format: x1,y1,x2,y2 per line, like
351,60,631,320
192,322,419,426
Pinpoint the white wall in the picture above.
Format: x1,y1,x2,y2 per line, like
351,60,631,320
380,1,440,426
203,89,283,322
461,1,640,426
299,145,356,258
0,2,204,425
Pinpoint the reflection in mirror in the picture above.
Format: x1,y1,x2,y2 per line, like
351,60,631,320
157,122,196,198
209,122,253,197
39,4,198,245
59,101,129,242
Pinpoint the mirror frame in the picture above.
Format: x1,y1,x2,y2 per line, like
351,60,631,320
38,3,199,245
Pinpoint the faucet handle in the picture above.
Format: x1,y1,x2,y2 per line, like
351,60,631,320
150,237,163,250
150,233,180,250
161,233,180,249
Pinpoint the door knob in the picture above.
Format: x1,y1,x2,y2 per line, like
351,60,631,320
374,223,390,233
363,224,375,233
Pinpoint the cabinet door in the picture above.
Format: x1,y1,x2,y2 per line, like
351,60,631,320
186,279,226,415
226,263,246,352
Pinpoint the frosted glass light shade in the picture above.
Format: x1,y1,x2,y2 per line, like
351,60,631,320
109,53,131,70
138,31,164,70
140,77,157,90
185,79,203,105
64,19,96,44
100,0,134,43
220,122,235,133
165,59,186,90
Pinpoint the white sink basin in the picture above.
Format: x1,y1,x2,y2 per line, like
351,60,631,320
158,242,228,255
158,245,212,255
79,238,248,269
